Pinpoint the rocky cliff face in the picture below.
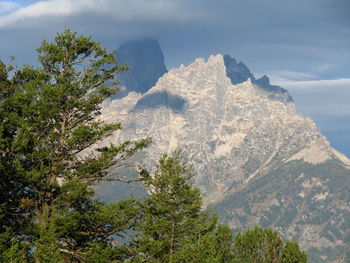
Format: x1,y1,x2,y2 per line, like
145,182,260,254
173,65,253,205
110,38,167,99
99,54,350,263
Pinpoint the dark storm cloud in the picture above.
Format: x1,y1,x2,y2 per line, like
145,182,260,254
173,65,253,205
1,0,349,74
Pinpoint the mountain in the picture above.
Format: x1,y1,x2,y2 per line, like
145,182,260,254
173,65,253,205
223,55,292,102
99,54,350,263
110,38,167,99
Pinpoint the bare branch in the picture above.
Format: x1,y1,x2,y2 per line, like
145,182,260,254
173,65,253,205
80,176,144,183
59,248,83,257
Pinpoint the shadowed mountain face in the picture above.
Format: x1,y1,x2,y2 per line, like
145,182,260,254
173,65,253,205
223,55,254,84
111,38,167,99
131,91,187,113
254,75,293,102
224,55,293,102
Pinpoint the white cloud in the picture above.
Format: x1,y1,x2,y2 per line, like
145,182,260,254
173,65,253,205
272,76,350,117
0,0,204,28
0,0,96,27
273,77,350,90
266,70,316,82
263,71,350,118
0,1,21,15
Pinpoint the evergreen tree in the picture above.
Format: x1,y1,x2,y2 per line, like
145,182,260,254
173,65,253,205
129,152,233,263
0,59,32,261
233,226,307,263
175,224,234,263
0,29,150,262
281,241,307,263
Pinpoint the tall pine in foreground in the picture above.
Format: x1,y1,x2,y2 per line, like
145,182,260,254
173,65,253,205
0,60,30,261
129,153,234,263
0,29,150,262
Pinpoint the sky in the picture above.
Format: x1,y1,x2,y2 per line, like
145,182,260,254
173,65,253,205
0,0,349,156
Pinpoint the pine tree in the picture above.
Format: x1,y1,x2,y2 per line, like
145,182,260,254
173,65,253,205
232,226,307,263
281,241,307,263
129,152,233,262
0,60,32,261
0,29,150,262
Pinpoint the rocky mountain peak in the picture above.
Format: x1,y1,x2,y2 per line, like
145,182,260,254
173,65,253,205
254,75,293,102
223,54,254,84
111,38,167,99
223,54,292,102
100,53,350,263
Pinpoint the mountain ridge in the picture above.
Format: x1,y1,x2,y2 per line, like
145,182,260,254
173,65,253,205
99,54,350,263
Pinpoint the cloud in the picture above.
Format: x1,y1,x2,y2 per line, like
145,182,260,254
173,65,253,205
268,74,350,118
269,72,350,89
0,0,206,29
264,70,317,82
283,78,350,90
0,0,97,28
0,1,21,15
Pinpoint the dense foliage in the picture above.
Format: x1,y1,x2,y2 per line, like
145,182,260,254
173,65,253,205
0,30,308,262
129,153,234,262
233,226,307,263
0,29,150,262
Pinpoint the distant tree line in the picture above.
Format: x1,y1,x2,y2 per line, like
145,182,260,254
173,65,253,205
0,29,307,262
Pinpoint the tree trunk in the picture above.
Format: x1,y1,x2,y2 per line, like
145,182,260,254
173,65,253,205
170,221,175,263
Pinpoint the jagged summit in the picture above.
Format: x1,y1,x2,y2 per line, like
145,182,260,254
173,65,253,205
254,75,293,102
255,75,270,86
223,54,292,102
111,39,291,103
111,38,167,99
223,55,254,84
